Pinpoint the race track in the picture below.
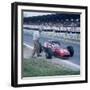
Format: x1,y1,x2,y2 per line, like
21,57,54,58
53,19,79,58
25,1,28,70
23,29,80,65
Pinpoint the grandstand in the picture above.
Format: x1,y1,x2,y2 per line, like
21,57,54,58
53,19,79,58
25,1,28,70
23,12,80,41
23,13,80,33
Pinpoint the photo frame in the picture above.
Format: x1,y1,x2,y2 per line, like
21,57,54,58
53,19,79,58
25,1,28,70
11,2,88,87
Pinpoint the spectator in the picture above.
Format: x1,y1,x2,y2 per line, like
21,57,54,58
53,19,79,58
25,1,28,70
31,29,42,57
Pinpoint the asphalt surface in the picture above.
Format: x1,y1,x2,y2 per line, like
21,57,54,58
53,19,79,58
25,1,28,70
23,29,80,65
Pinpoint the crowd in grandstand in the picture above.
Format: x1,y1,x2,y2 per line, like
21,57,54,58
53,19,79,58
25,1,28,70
24,13,80,33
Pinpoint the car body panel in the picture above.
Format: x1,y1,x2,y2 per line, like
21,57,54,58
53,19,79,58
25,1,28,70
43,40,71,58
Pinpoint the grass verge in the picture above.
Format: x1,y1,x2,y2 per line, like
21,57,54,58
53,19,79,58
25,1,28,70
22,58,80,77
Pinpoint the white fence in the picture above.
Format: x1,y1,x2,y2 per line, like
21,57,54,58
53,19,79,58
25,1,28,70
23,24,80,41
23,24,80,33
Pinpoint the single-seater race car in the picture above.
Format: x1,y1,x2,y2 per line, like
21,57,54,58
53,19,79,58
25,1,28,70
42,40,74,59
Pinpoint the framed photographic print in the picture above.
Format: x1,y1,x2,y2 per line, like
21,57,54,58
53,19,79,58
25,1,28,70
11,2,88,87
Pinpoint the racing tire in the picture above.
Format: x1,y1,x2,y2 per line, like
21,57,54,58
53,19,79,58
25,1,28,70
45,48,53,59
38,42,43,53
67,46,74,57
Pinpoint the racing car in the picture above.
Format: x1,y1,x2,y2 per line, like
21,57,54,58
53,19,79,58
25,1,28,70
41,40,74,59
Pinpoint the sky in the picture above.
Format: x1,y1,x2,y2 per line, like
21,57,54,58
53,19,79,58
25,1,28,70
23,11,54,17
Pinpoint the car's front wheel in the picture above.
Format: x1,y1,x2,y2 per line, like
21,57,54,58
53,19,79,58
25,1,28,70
45,48,53,59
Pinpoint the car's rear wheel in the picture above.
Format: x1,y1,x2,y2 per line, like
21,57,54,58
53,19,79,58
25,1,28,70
45,48,53,59
67,46,74,57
